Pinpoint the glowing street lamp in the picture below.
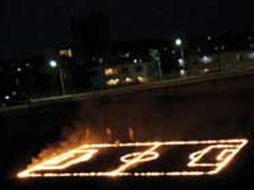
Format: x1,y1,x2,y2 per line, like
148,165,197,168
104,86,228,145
175,38,182,46
49,60,58,68
175,38,185,60
175,38,185,77
5,95,10,100
49,60,65,95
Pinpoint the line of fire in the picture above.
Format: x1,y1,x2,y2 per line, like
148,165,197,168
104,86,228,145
17,139,248,178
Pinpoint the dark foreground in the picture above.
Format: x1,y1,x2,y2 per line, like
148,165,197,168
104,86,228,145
2,74,254,190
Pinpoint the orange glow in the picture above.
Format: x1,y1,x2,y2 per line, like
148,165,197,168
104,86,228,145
17,139,248,178
120,151,159,164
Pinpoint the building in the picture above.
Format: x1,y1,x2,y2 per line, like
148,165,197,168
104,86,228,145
188,50,254,75
90,60,160,89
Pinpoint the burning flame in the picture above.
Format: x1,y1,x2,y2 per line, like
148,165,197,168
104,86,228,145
17,139,248,178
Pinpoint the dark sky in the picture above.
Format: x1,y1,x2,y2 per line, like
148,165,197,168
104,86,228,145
0,0,253,57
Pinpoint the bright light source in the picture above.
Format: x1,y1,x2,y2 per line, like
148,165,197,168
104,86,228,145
105,68,113,76
49,60,57,68
201,56,213,64
5,95,10,100
137,76,147,83
107,78,120,86
207,36,212,41
59,49,73,58
180,69,186,77
133,59,138,63
17,67,22,72
105,68,118,76
125,77,133,83
178,58,185,67
175,38,182,46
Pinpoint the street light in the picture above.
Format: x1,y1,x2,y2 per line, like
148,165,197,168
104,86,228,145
175,38,182,46
49,60,65,95
175,38,184,60
5,95,10,100
49,60,58,68
175,38,185,77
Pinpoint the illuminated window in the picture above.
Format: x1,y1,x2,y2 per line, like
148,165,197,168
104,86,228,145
59,49,73,58
104,68,118,76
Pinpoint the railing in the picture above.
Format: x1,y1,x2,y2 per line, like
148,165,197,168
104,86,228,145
1,60,254,109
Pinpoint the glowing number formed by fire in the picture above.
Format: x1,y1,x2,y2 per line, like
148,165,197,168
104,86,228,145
17,139,248,178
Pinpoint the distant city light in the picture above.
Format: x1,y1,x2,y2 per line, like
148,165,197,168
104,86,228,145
59,49,73,58
133,59,138,63
175,38,182,46
201,56,213,64
203,68,210,73
11,91,17,96
178,58,185,67
5,95,10,100
125,52,130,58
49,60,58,68
105,68,117,76
137,76,147,83
107,78,120,86
125,77,133,83
17,67,22,72
98,58,104,64
139,59,143,63
207,36,212,41
25,63,31,67
180,69,186,77
220,45,225,51
248,52,254,59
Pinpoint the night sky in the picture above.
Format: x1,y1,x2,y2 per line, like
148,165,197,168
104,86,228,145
0,0,253,57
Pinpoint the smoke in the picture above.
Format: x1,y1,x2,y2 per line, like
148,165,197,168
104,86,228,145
26,90,252,168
